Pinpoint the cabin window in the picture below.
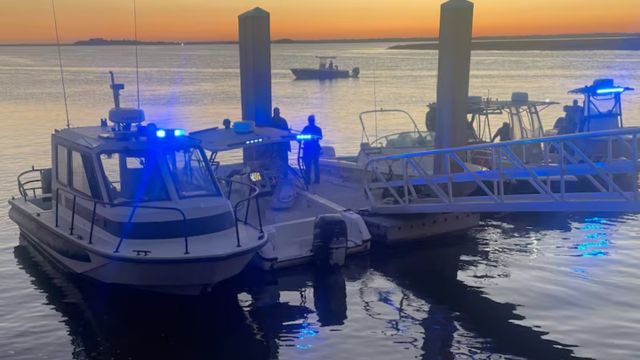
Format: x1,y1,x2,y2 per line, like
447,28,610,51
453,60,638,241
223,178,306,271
99,151,169,203
56,145,68,185
70,151,101,199
165,147,219,198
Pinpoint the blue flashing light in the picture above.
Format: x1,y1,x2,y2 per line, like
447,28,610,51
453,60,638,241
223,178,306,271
174,129,185,137
245,138,263,145
156,129,167,138
596,87,625,95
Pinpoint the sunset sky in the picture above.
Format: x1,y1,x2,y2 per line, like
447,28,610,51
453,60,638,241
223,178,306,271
1,0,638,44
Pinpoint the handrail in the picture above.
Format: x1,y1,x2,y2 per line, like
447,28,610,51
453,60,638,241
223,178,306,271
54,187,191,255
367,126,640,164
17,167,49,199
363,127,640,213
219,178,263,247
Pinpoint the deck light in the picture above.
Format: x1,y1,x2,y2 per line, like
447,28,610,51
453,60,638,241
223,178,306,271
174,129,186,137
156,129,167,138
296,134,314,141
596,87,625,95
245,138,263,145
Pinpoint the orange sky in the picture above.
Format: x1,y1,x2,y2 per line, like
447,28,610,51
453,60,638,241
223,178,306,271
0,0,638,44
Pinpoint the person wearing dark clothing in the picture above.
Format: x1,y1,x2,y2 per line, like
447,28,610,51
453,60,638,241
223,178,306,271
491,122,512,142
571,99,585,132
301,115,323,185
425,105,437,132
271,107,291,175
553,117,567,134
272,107,289,131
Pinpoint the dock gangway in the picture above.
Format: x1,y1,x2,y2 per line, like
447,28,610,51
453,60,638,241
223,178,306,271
364,127,640,214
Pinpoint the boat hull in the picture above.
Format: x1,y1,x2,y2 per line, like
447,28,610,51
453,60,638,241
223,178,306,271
291,68,352,80
9,204,264,294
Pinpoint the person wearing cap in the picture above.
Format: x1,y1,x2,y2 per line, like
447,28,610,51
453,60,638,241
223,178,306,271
301,115,323,184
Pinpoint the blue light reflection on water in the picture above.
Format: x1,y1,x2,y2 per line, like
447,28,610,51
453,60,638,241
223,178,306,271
295,321,318,350
576,217,611,258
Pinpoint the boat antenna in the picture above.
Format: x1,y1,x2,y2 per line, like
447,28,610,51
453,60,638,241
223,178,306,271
50,0,70,128
133,0,140,109
373,58,378,140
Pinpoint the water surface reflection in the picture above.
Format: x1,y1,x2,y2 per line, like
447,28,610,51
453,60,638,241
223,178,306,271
15,219,597,359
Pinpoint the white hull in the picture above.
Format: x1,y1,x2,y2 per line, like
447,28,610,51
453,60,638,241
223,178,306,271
10,201,265,294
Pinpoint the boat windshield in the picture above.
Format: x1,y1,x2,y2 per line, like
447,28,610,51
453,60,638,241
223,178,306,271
99,146,219,203
100,151,170,203
165,147,219,198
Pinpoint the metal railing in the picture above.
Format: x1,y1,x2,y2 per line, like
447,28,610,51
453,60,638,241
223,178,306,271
18,169,259,254
54,187,191,254
17,167,49,199
364,127,640,214
220,178,264,247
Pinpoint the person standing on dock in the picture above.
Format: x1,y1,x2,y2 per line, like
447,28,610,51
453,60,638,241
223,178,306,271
272,107,291,174
301,115,323,185
272,107,289,131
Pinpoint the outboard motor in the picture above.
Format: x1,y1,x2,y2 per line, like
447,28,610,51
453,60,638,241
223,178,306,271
312,214,348,268
351,67,360,78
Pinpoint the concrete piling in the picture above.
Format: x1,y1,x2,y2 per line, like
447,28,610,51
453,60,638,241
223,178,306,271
238,7,272,127
434,0,474,172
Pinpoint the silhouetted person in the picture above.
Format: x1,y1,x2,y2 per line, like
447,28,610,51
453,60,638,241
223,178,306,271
553,117,567,134
571,99,585,132
563,104,578,134
301,115,323,185
271,107,289,131
223,118,231,130
425,104,437,132
272,107,291,171
491,122,512,142
328,60,334,70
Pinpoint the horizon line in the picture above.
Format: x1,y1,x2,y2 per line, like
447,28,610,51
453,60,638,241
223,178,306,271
1,31,639,47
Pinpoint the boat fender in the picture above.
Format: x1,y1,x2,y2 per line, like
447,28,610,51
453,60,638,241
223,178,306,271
351,67,360,78
312,214,348,268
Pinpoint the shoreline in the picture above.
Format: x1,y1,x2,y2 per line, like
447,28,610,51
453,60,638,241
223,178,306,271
389,37,640,51
2,33,639,48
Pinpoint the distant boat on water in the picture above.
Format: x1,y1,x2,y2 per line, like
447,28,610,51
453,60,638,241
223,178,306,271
291,56,359,80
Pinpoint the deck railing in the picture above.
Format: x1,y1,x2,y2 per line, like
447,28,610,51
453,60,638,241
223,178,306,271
219,178,264,247
364,127,640,213
17,172,257,254
53,187,191,254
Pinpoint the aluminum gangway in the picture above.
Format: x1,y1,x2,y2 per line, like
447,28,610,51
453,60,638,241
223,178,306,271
364,127,640,214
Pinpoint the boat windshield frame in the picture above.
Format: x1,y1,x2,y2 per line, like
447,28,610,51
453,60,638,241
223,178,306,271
97,144,221,204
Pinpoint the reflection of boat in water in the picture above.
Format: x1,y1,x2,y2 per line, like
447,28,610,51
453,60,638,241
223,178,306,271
8,73,267,294
291,56,360,80
13,240,269,359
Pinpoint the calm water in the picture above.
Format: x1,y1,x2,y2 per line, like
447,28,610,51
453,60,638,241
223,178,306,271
1,43,640,360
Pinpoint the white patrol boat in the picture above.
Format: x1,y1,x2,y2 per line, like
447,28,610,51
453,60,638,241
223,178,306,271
9,74,267,294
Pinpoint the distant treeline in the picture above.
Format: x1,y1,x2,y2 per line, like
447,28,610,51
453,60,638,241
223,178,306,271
3,33,639,48
389,36,640,51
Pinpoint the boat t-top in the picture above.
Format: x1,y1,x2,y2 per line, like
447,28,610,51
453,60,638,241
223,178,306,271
9,73,268,294
291,56,360,80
